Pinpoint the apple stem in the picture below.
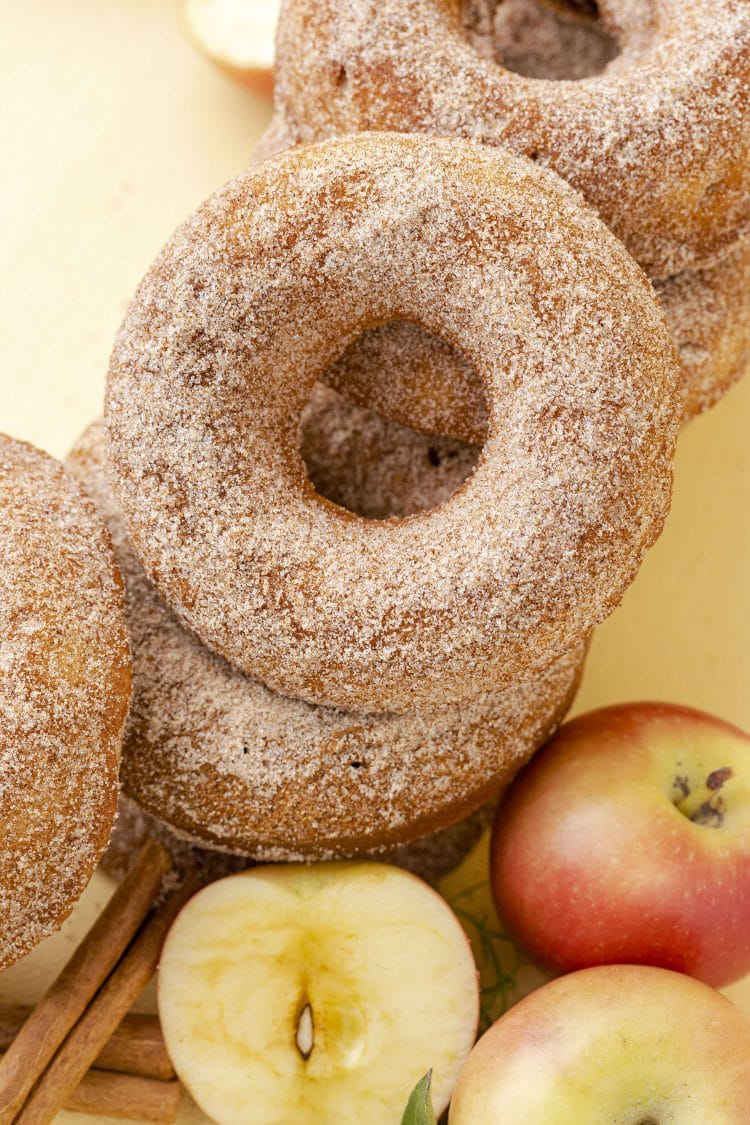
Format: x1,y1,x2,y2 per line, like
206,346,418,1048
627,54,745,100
675,766,734,827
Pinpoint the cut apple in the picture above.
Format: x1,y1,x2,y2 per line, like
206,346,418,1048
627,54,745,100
180,0,278,98
158,862,479,1124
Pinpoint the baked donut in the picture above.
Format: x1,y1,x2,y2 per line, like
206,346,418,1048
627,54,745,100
106,132,677,713
70,402,585,858
0,435,130,972
271,0,750,277
321,239,750,443
463,0,619,82
101,794,492,887
660,238,750,420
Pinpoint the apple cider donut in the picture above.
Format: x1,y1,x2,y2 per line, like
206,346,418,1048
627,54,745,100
0,435,130,972
272,0,750,277
660,238,750,420
322,238,750,442
69,408,585,859
107,133,677,713
101,794,492,887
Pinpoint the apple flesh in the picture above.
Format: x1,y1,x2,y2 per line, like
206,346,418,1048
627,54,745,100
449,964,750,1123
491,702,750,987
180,0,278,99
158,862,479,1124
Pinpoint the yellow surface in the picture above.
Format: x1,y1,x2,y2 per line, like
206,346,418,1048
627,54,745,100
1,2,749,1121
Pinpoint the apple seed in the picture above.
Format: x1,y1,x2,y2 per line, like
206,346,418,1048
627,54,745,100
296,1003,314,1061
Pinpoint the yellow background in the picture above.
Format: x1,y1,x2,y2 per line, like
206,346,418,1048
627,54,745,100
1,2,749,1120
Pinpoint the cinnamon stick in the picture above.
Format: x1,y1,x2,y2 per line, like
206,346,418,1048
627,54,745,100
63,1071,181,1123
0,1008,173,1081
0,1045,179,1125
17,876,200,1125
0,838,172,1124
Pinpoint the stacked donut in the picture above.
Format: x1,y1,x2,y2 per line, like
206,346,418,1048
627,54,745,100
88,128,681,880
2,0,745,974
0,434,130,970
261,0,750,432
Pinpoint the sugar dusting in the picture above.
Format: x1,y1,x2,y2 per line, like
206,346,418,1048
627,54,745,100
321,235,750,443
301,385,479,517
656,237,750,419
102,793,493,887
0,435,130,971
105,133,678,713
258,0,750,435
272,0,750,275
69,410,584,857
463,0,619,81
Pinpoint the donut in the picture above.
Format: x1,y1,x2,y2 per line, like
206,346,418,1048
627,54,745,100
106,132,678,713
256,0,750,435
659,238,750,420
0,435,130,972
101,796,250,885
101,794,492,888
70,401,586,858
301,385,480,519
464,0,619,82
319,239,750,443
271,0,750,277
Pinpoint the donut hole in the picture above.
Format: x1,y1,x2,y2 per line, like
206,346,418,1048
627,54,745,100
462,0,620,81
300,332,484,520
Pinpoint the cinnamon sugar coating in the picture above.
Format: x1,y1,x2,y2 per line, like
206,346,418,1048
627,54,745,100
70,408,584,857
106,133,678,712
257,0,750,435
660,239,750,420
101,794,492,887
0,436,130,972
321,239,750,443
272,0,750,277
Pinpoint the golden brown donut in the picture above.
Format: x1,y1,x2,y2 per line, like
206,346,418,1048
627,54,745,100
0,435,130,972
463,0,619,81
69,400,585,859
271,0,750,277
101,794,492,888
660,239,750,420
106,133,677,713
320,239,750,442
255,3,750,435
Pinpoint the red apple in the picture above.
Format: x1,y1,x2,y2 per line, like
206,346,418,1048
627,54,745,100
491,702,750,987
449,964,750,1123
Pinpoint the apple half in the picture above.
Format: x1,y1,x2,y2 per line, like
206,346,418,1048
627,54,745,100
158,862,479,1124
449,964,750,1123
491,702,750,986
180,0,278,98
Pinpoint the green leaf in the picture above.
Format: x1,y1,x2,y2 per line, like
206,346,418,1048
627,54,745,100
400,1071,438,1125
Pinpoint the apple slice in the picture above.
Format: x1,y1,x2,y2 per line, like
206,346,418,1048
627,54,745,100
180,0,278,98
449,965,750,1123
158,862,479,1124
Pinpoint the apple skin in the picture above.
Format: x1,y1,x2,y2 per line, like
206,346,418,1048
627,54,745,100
449,964,750,1123
490,702,750,987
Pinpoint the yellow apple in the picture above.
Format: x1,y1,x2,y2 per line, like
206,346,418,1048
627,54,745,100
158,862,479,1123
450,964,750,1123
